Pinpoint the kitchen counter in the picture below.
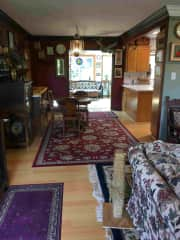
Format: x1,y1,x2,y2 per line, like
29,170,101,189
122,85,153,122
32,86,48,97
122,84,153,91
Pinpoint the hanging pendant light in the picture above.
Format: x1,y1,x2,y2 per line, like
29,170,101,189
70,25,84,57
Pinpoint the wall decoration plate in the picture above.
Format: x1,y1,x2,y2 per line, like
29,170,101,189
11,121,23,136
175,22,180,39
56,44,66,54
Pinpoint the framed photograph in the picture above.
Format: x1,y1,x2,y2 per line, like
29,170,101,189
156,30,165,49
34,41,41,50
8,31,14,49
47,46,54,55
155,63,163,78
115,49,123,65
170,42,180,61
38,50,45,60
114,67,122,78
56,58,65,76
156,49,164,63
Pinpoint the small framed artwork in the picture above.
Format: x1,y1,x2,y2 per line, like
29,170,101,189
115,49,123,65
155,63,163,78
156,30,165,49
156,49,164,63
170,42,180,61
47,46,54,55
8,31,14,49
114,67,122,78
56,58,65,76
38,50,45,60
34,41,41,50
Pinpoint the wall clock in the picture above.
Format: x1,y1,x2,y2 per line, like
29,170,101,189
175,22,180,38
11,121,23,136
56,44,66,54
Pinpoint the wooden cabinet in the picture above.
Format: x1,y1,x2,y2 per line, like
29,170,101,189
126,45,150,72
123,87,153,122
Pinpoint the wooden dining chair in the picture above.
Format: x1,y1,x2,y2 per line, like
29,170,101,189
61,97,81,136
73,91,89,124
166,96,180,143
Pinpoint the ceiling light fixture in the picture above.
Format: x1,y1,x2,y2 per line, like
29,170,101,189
70,25,84,57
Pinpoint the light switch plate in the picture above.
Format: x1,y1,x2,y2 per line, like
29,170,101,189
171,72,176,80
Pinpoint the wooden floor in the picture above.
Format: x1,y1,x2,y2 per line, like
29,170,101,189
6,100,153,240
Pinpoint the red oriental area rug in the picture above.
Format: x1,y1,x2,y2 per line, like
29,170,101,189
89,111,118,119
33,118,137,167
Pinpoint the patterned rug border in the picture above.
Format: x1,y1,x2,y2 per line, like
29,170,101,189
0,183,64,240
88,111,118,119
33,117,138,167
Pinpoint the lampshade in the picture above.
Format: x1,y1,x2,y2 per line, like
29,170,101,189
70,25,84,57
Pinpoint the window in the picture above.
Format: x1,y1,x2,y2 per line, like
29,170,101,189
69,56,94,80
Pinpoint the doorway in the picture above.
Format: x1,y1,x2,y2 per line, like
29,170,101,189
69,50,112,111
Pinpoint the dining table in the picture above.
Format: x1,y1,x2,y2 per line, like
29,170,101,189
56,97,92,125
76,97,91,106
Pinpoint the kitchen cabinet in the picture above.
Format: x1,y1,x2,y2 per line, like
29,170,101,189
122,85,153,122
126,45,150,72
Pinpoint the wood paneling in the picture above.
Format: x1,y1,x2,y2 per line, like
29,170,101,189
151,29,166,139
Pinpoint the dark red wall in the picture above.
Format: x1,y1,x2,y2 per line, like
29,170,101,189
30,39,69,98
0,8,124,110
30,37,124,109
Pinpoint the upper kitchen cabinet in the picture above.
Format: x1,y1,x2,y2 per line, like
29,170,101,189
125,37,150,72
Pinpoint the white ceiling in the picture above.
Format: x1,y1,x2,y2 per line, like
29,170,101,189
0,0,164,37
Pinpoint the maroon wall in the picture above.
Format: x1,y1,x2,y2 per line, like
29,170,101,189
30,37,124,109
30,39,69,98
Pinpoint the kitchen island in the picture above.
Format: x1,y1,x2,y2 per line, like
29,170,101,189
122,84,153,122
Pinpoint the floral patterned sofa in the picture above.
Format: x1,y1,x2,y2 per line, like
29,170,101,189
127,140,180,240
69,80,103,98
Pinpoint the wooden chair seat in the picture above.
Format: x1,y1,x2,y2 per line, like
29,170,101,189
73,91,89,124
61,97,82,136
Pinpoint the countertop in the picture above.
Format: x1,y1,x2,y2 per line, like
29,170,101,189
122,84,153,92
32,86,48,97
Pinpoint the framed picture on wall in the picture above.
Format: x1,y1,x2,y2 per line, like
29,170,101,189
155,63,163,78
170,42,180,61
56,58,65,76
46,46,54,55
38,50,45,60
114,67,122,78
115,49,123,65
156,49,164,63
8,31,14,49
34,41,41,50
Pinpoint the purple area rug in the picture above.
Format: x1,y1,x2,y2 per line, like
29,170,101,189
0,183,63,240
89,111,118,119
